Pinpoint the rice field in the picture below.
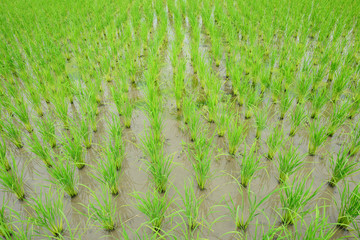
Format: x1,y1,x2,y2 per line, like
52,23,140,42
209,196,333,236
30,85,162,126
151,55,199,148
1,0,360,239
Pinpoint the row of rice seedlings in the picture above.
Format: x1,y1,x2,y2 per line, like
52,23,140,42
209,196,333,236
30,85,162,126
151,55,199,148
28,188,64,236
337,182,360,229
329,145,359,187
239,144,262,188
0,138,10,171
277,145,304,184
0,158,25,200
26,133,53,168
280,176,318,225
132,190,171,232
227,116,246,155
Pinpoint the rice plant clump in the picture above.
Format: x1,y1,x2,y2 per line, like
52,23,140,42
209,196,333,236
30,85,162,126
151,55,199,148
337,183,360,229
0,158,25,200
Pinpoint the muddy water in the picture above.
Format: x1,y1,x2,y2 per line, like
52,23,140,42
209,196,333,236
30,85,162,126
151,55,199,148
1,13,359,240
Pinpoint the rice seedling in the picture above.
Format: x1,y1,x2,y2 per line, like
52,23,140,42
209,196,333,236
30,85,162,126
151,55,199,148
179,179,203,230
52,94,70,129
277,145,304,184
187,108,201,142
27,88,43,117
327,101,350,137
337,182,360,229
94,152,120,195
308,119,328,156
146,151,173,193
182,94,196,125
48,156,78,198
215,101,230,137
0,203,13,237
11,98,33,133
60,128,85,169
329,145,359,187
280,175,318,225
28,188,64,236
78,116,92,149
244,87,261,119
26,133,53,167
291,205,336,240
254,105,270,139
37,115,56,148
348,121,360,156
0,138,10,171
266,126,284,160
0,157,25,200
279,91,293,120
289,104,307,137
238,144,262,188
187,129,214,190
84,187,117,231
226,185,279,231
310,87,328,119
1,119,23,148
227,116,246,155
123,94,134,128
174,58,186,111
131,190,171,231
112,86,125,116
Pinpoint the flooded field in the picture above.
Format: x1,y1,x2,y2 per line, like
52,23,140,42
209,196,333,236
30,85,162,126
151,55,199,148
1,0,360,239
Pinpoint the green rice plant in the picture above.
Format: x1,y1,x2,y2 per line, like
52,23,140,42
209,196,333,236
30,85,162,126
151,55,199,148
337,182,360,229
187,108,201,142
291,205,336,240
295,74,312,105
226,186,278,231
174,58,186,111
348,121,360,156
11,99,33,133
244,87,261,119
182,94,196,125
1,119,23,148
131,190,171,231
0,203,13,237
146,151,173,193
179,179,203,230
60,129,84,169
37,115,56,148
123,94,134,128
0,156,25,200
266,126,284,160
308,119,328,156
84,187,117,231
140,129,163,163
94,153,120,195
280,175,318,225
327,101,350,137
48,156,78,198
28,188,64,236
227,116,246,155
254,105,270,139
310,87,328,119
187,129,214,190
26,133,53,168
277,145,304,184
331,70,350,102
28,88,43,117
289,104,307,137
0,138,10,171
52,94,69,129
239,143,262,188
329,145,359,187
78,116,92,149
279,91,293,120
215,101,229,137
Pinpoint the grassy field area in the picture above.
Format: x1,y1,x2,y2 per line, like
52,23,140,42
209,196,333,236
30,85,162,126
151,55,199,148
1,0,360,239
